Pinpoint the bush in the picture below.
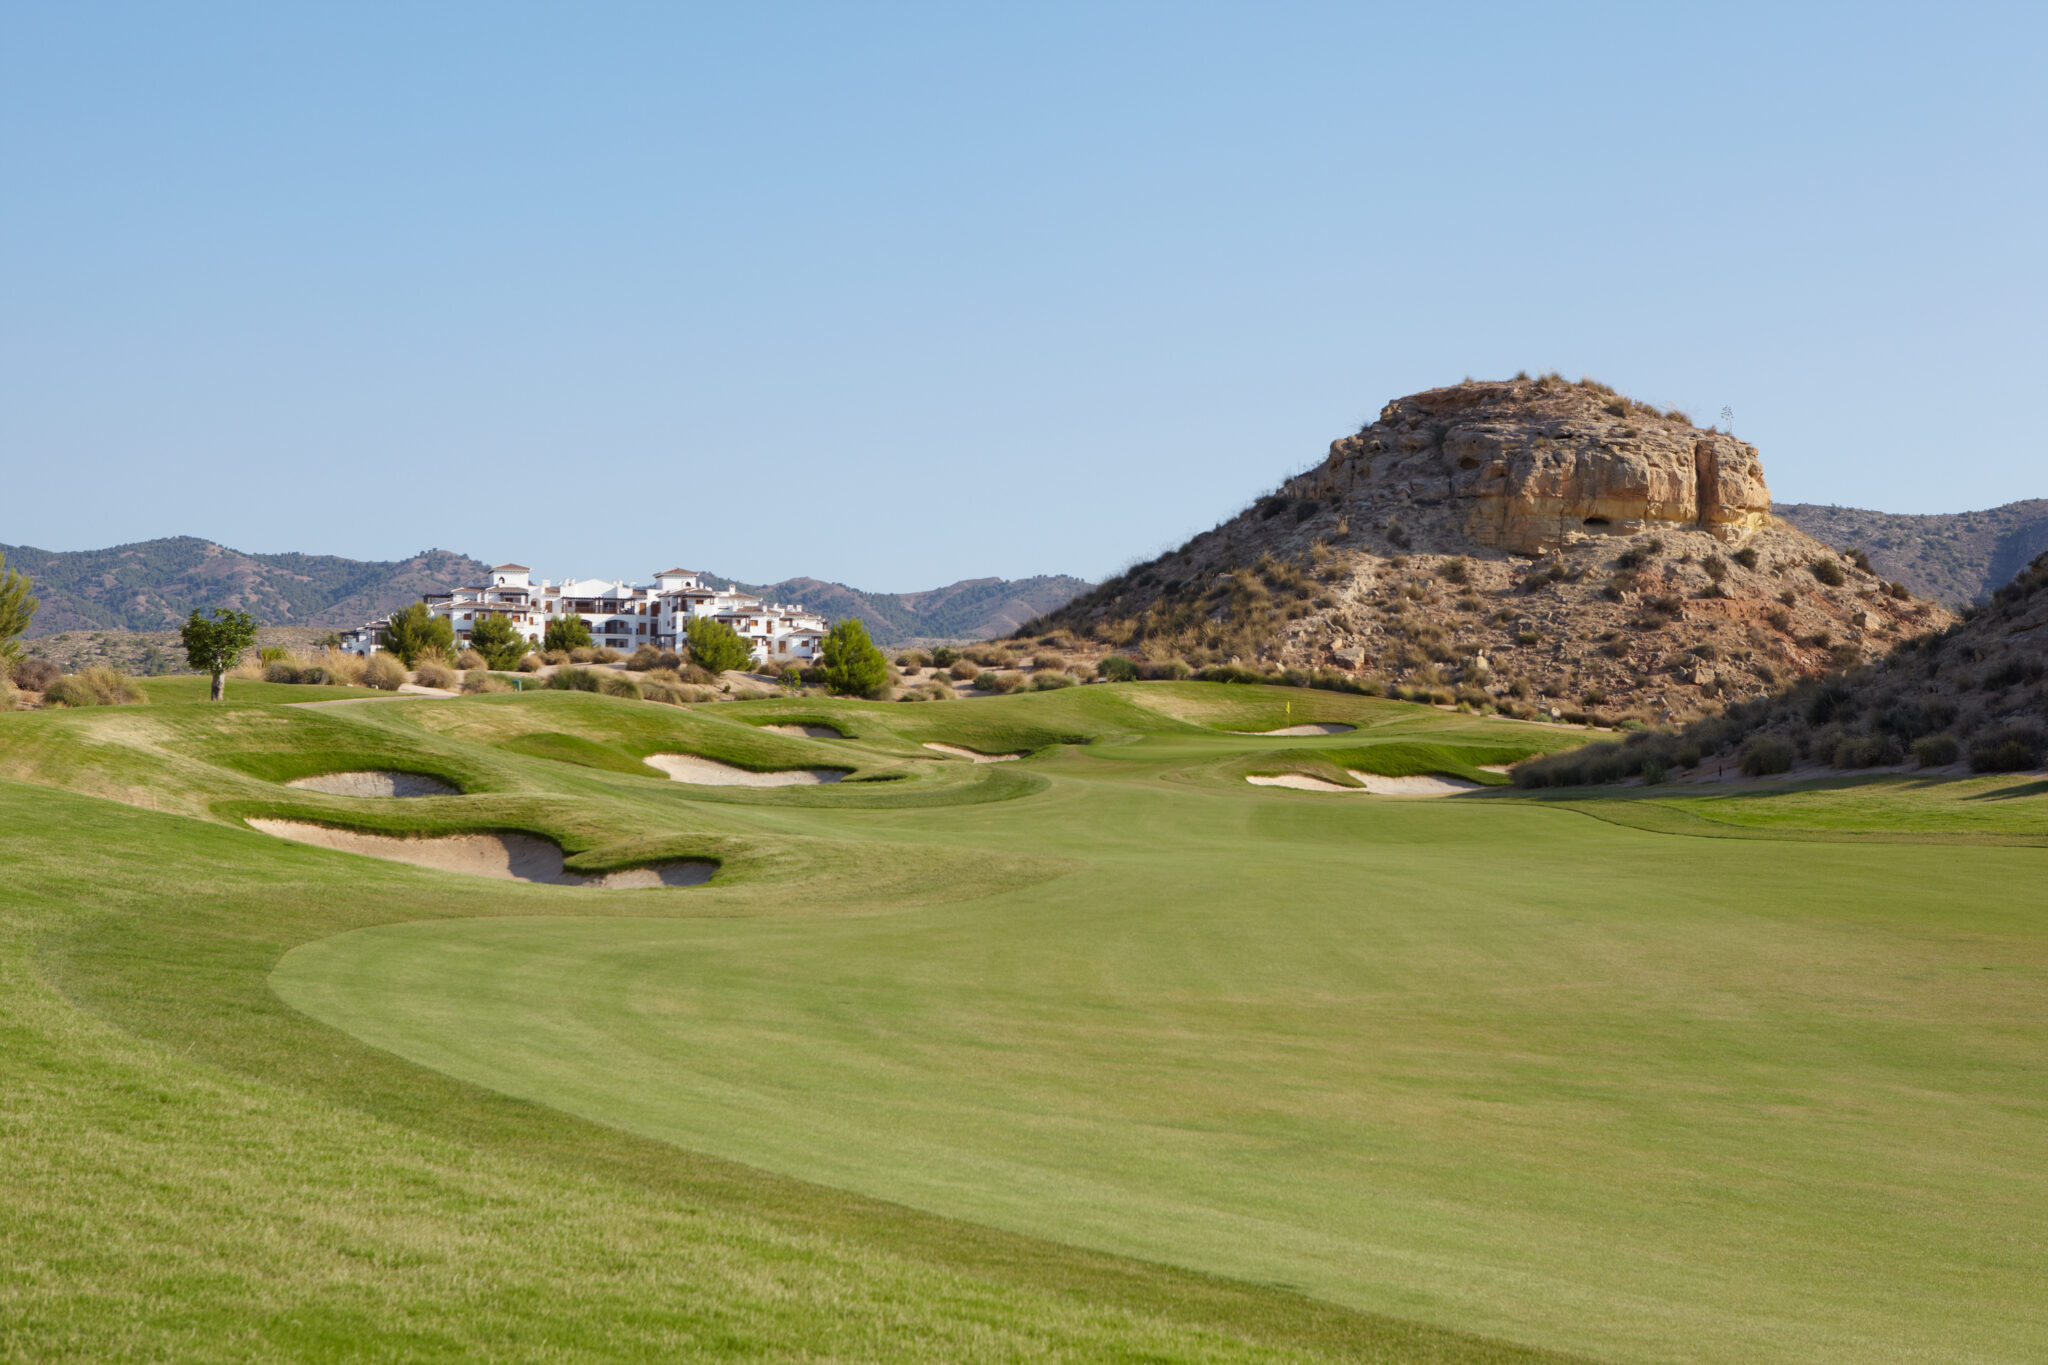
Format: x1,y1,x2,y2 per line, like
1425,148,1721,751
973,669,1024,694
929,646,960,669
592,648,623,665
1031,671,1078,690
413,661,458,691
263,661,301,684
1912,734,1959,767
380,601,455,665
258,646,291,665
11,657,59,691
457,649,487,670
1810,558,1846,587
1639,759,1666,785
1739,736,1796,777
0,674,14,710
1032,653,1067,672
1732,547,1759,570
685,617,754,674
1097,655,1139,682
598,674,642,700
626,645,665,671
461,673,512,694
362,652,407,690
1139,659,1192,681
548,667,602,692
820,619,889,697
543,615,594,654
949,659,980,680
545,649,573,666
42,675,99,707
1969,723,2047,773
515,653,542,672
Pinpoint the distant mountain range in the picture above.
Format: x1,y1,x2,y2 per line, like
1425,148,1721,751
1,537,1091,647
1775,499,2048,606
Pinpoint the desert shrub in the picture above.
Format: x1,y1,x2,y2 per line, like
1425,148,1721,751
1833,735,1898,769
258,646,291,665
949,659,980,680
1639,759,1667,785
263,661,301,683
1732,547,1759,570
965,645,1011,667
0,674,15,709
1032,653,1067,672
973,669,1024,694
598,674,643,700
1739,736,1796,777
413,661,458,691
641,680,688,705
312,648,366,685
1847,548,1872,573
515,652,542,673
592,647,623,665
1097,654,1139,682
544,649,573,666
42,675,99,707
1139,659,1193,680
1809,558,1846,587
929,645,960,668
11,657,59,691
568,646,596,663
1912,734,1959,767
362,652,406,690
1768,608,1792,633
1031,671,1078,690
461,673,512,694
457,649,487,670
626,644,665,671
1969,723,2047,773
1704,556,1728,582
1442,557,1470,584
895,649,930,669
1196,664,1269,685
548,667,602,692
1674,743,1702,769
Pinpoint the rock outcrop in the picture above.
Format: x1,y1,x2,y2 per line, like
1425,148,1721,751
1297,378,1770,554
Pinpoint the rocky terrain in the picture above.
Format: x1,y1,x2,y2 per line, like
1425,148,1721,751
1777,499,2048,606
1025,375,1954,722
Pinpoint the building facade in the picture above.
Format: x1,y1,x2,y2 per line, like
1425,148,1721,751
340,564,828,667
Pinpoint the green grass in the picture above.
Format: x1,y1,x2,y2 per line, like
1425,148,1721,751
4,682,2043,1362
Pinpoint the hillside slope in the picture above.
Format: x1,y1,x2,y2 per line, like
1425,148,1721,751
1778,498,2048,605
2,538,490,636
728,573,1092,646
1026,376,1953,723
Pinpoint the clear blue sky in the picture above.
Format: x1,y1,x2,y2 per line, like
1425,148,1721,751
4,3,2044,589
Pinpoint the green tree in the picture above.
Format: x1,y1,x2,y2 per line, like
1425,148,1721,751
0,551,37,663
467,613,527,670
380,601,455,665
543,614,593,653
180,608,259,701
685,617,754,674
820,618,888,696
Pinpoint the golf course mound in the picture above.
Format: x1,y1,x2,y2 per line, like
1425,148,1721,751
922,742,1023,762
761,723,846,739
645,753,846,786
246,820,714,887
283,770,461,798
1230,722,1356,736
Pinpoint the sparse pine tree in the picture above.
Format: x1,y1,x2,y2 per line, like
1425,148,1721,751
684,617,753,674
467,613,527,670
381,601,455,665
820,618,888,697
543,614,593,653
180,608,259,701
0,551,37,663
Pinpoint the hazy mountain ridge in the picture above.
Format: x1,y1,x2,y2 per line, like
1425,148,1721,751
1776,500,2048,606
722,574,1094,646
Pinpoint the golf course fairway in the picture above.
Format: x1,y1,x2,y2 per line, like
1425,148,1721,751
7,679,2046,1362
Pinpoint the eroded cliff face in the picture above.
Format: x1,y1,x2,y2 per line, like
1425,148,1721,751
1295,379,1771,554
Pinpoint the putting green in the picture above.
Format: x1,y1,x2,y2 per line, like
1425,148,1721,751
273,732,2048,1364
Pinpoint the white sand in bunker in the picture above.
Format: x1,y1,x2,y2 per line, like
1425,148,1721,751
1243,771,1484,796
284,771,460,798
761,723,845,739
246,821,714,888
1229,723,1356,736
921,743,1022,762
644,754,846,786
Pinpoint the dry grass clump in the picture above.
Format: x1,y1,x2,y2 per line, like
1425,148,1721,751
569,647,597,663
597,674,642,700
516,653,542,672
457,649,487,670
44,666,146,708
10,657,60,692
973,670,1025,694
362,652,407,690
949,659,980,680
413,661,458,691
461,673,512,694
0,673,17,709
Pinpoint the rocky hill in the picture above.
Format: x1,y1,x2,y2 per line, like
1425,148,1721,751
1777,499,2048,606
1025,375,1954,723
726,574,1092,647
2,538,490,637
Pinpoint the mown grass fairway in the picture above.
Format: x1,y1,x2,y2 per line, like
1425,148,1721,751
4,682,2044,1363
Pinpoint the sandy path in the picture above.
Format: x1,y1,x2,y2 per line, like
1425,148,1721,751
285,771,460,798
645,753,845,786
762,723,845,739
922,743,1022,762
247,820,713,887
1229,723,1356,736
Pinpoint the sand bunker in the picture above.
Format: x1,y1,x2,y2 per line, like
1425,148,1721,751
284,770,460,798
645,753,845,786
1245,773,1356,792
1230,723,1356,736
761,723,845,739
1348,771,1483,795
922,743,1023,762
1478,764,1514,775
247,820,713,888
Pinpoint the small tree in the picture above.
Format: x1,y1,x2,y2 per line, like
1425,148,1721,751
0,551,37,664
820,618,888,696
381,601,455,665
180,608,259,701
467,613,527,670
685,617,754,674
543,614,593,653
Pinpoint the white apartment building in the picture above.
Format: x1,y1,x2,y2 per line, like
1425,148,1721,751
340,565,828,667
